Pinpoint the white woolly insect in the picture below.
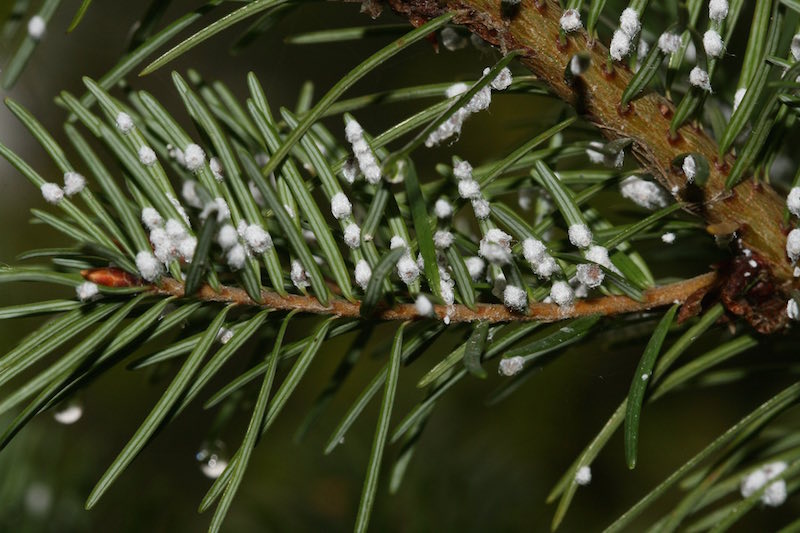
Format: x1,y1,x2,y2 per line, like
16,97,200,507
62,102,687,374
787,188,800,218
341,160,358,184
136,145,156,166
568,224,592,249
619,8,641,38
740,462,788,507
537,256,560,279
390,235,408,251
575,466,592,486
177,235,197,262
63,172,85,196
415,295,434,316
662,232,676,244
488,67,513,91
226,244,247,271
787,229,800,262
472,198,491,220
586,141,624,168
479,228,513,265
396,254,420,285
560,9,582,32
682,155,697,182
76,281,99,302
136,251,162,281
183,143,206,171
550,281,575,308
434,198,453,219
27,15,45,39
610,30,632,61
733,88,746,112
458,179,481,200
355,259,372,290
446,83,469,98
217,328,234,344
217,224,239,250
658,32,682,54
466,86,492,113
498,356,524,376
433,230,454,249
165,218,187,241
181,180,203,209
787,299,800,320
709,0,729,22
465,256,485,281
344,223,361,249
453,160,473,180
40,183,63,204
703,30,724,58
503,285,527,312
243,224,272,254
141,207,163,230
209,157,224,182
689,67,712,92
167,144,185,166
576,263,605,288
149,227,173,264
330,192,352,220
620,176,669,210
792,35,800,62
115,112,134,133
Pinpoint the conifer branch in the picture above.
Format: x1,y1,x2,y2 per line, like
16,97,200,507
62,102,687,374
382,0,796,331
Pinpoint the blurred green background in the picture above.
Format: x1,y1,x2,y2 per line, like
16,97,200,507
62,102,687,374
0,1,799,531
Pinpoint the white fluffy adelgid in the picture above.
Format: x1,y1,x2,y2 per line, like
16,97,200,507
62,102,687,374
620,176,669,210
682,155,697,182
141,207,163,230
658,32,682,54
183,143,206,171
217,224,239,250
136,251,162,281
498,356,524,377
522,237,559,279
662,232,676,244
619,8,641,38
243,224,272,254
217,327,234,345
787,229,800,262
27,15,45,39
568,224,593,249
226,244,247,271
575,466,592,486
792,34,800,62
201,197,230,223
610,30,632,61
787,299,800,320
709,0,729,22
586,141,624,168
434,198,453,219
489,67,513,91
472,198,491,220
291,260,310,289
62,172,85,196
76,281,99,302
703,30,724,58
433,230,454,249
330,192,352,220
209,157,224,182
453,160,473,180
354,259,372,290
465,256,485,281
138,145,157,166
344,223,361,249
787,188,800,218
181,180,203,209
415,295,434,316
576,263,605,288
479,228,513,265
41,182,63,204
503,285,527,312
458,179,481,200
396,254,420,285
115,112,134,133
740,462,788,507
689,67,712,92
560,9,582,32
550,281,575,308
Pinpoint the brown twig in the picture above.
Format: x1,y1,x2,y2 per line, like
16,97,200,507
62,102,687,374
152,272,717,324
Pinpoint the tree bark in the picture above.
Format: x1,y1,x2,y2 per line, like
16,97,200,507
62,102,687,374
383,0,795,332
